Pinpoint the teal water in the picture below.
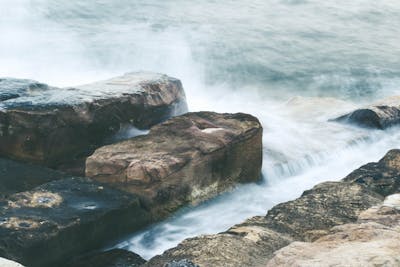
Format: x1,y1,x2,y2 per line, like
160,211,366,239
1,0,400,259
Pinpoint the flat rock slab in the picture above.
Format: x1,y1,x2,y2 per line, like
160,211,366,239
0,72,187,167
0,178,151,267
0,158,69,197
86,112,263,218
333,96,400,129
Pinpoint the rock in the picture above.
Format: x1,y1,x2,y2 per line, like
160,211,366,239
266,194,400,267
66,249,146,267
86,112,263,218
0,257,24,267
145,221,293,267
0,72,187,169
260,181,383,241
333,97,400,129
0,158,69,198
163,259,200,267
146,182,382,267
0,178,151,267
343,149,400,196
146,150,399,266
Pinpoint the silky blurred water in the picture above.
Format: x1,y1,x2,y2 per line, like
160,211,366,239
0,0,399,259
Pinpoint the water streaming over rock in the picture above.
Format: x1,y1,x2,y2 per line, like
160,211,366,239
1,0,400,259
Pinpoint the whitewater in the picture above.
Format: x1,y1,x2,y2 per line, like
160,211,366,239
1,0,400,259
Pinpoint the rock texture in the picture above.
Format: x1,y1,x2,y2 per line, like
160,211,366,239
146,150,400,267
343,149,400,196
86,112,263,218
267,194,400,267
0,158,69,198
333,97,400,129
66,249,146,267
0,178,150,267
0,73,187,168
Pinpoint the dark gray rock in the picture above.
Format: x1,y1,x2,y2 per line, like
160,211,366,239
334,105,400,129
343,149,400,196
0,157,69,198
0,178,151,267
0,72,187,169
65,249,146,267
262,181,383,241
164,259,199,267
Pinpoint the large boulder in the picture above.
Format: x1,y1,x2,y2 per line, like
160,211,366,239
146,150,400,267
333,97,400,129
86,112,263,218
0,178,151,267
267,194,400,267
0,72,187,169
0,158,69,198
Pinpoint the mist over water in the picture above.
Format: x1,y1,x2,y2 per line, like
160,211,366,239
1,0,400,259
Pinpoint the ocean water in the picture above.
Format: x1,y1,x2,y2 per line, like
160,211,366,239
1,0,400,259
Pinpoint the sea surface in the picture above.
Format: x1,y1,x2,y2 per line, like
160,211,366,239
1,0,400,259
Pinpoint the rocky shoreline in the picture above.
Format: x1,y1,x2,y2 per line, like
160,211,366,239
146,150,400,266
0,73,399,266
0,74,263,267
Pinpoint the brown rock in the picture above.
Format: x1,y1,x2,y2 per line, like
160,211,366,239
145,222,293,267
266,194,400,267
0,73,187,169
145,150,400,266
86,112,263,218
145,182,382,267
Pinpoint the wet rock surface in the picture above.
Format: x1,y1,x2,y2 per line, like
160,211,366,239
0,72,187,168
333,97,400,129
66,249,146,267
0,178,151,267
146,150,399,267
0,158,69,197
86,112,263,218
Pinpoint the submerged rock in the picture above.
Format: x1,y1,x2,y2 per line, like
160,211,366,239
0,72,187,168
0,158,69,198
66,249,146,267
0,178,150,267
86,112,263,218
146,150,400,266
333,97,400,129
